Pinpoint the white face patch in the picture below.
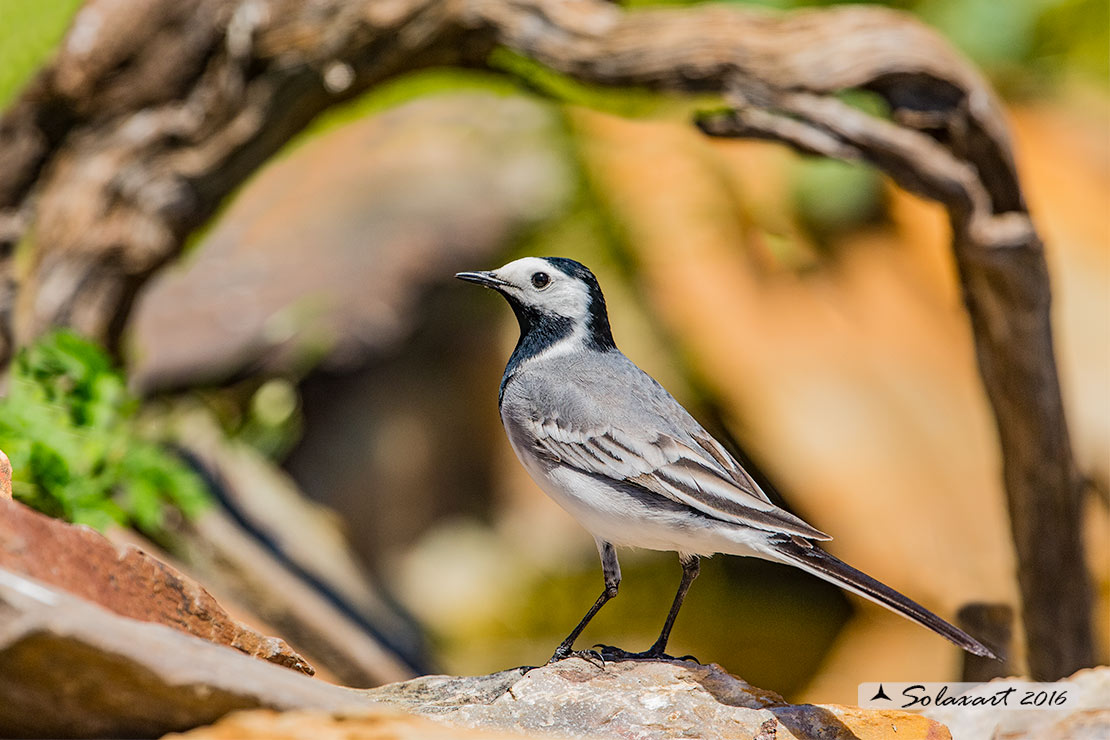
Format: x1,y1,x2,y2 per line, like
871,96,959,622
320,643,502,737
491,257,593,324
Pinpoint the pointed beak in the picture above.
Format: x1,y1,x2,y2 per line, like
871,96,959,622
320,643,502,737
455,270,512,290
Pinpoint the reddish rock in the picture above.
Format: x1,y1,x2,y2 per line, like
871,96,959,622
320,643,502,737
0,569,364,738
0,449,10,500
0,497,313,674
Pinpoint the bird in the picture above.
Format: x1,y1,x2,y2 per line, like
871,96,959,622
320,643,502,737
456,256,997,663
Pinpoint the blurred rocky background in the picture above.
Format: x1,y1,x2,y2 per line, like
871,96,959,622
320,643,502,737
0,0,1106,737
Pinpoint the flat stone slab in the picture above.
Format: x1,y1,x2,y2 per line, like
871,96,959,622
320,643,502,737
1,566,951,739
6,558,1104,740
366,658,951,740
0,497,312,674
0,569,368,738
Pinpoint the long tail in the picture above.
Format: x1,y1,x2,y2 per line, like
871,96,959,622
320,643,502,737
768,535,999,659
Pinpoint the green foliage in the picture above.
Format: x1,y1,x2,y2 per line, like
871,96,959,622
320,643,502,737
0,331,210,537
0,0,83,110
1031,0,1110,85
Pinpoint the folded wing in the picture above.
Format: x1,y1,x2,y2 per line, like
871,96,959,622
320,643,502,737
526,415,830,541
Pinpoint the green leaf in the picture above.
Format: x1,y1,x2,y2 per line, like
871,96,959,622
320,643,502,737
29,441,69,492
161,462,210,519
120,478,165,534
70,500,127,531
0,330,211,537
87,372,128,430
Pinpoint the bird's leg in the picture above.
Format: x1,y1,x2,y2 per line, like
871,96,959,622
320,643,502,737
646,554,700,657
548,540,621,663
598,554,701,661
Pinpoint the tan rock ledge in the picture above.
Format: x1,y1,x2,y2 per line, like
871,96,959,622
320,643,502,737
1,563,948,739
362,658,950,740
5,545,1104,740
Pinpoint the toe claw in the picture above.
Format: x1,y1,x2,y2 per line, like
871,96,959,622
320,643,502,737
548,644,609,667
576,649,606,668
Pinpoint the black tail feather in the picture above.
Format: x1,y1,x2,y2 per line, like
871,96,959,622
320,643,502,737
771,536,1000,660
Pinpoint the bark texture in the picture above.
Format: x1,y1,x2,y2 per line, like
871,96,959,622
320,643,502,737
0,0,1092,678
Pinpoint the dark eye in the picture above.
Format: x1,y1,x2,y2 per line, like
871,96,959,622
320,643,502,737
531,272,551,289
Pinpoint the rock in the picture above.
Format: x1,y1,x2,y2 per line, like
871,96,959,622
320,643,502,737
165,709,539,740
366,658,952,740
129,91,571,392
161,403,426,686
0,497,312,674
6,533,1099,740
180,506,419,687
0,571,952,740
926,666,1110,740
0,568,367,738
0,449,10,500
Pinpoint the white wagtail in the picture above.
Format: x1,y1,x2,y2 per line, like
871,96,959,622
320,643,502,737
457,256,996,662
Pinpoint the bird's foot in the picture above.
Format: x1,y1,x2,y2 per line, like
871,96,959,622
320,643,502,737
548,642,701,666
592,644,700,663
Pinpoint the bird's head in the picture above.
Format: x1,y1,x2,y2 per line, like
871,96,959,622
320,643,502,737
456,256,616,353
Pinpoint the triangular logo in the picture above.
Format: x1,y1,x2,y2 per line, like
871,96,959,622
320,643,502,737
870,684,892,701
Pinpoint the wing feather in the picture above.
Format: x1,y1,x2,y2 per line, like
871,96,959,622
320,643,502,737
526,417,830,541
689,428,774,505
